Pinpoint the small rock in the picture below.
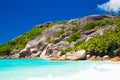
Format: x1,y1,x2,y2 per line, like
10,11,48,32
89,56,96,61
59,55,66,60
111,56,120,61
11,54,20,58
86,54,91,60
96,56,102,60
103,55,110,60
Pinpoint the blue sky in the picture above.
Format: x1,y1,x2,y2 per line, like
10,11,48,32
0,0,116,44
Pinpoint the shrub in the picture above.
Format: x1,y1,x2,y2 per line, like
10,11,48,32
82,18,109,31
48,23,56,28
56,20,68,24
70,22,78,27
76,22,120,56
64,32,80,42
54,29,65,38
71,27,79,33
82,21,96,31
61,47,73,55
46,38,52,43
74,40,84,47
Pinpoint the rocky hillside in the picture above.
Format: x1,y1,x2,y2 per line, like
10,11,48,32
1,14,120,61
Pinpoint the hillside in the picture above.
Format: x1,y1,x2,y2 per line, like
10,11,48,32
1,14,120,61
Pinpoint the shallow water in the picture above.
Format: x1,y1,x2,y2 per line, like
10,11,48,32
0,58,120,80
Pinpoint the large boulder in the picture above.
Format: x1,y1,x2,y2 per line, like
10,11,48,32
30,48,38,53
19,48,31,58
40,46,49,58
66,50,86,60
52,31,72,44
39,42,48,51
25,24,74,49
30,51,41,58
53,41,71,49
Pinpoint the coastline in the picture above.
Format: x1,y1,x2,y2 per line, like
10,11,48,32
1,14,120,62
1,55,120,62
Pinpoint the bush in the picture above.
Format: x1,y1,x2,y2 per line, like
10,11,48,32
64,32,80,42
82,18,109,31
71,27,79,33
76,23,120,56
47,23,56,28
70,22,78,27
46,38,52,43
55,20,68,24
54,29,65,38
61,47,73,55
74,40,84,47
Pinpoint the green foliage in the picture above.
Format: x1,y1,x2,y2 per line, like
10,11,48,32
61,49,66,55
71,27,79,33
82,18,109,31
47,23,56,28
70,21,78,27
54,29,65,38
55,20,68,24
1,16,120,57
65,47,73,52
70,17,120,57
55,17,120,56
110,16,120,25
61,47,73,55
76,27,120,56
64,32,80,42
0,23,55,55
74,40,84,48
46,38,52,43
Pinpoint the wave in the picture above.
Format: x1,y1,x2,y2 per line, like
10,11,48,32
26,62,120,80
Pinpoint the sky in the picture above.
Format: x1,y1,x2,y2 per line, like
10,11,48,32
0,0,120,44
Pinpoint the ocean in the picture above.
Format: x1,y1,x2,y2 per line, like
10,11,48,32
0,58,120,80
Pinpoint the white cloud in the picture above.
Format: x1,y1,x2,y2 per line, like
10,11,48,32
98,0,120,13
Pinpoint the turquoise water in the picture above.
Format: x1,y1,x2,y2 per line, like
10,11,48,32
0,58,120,80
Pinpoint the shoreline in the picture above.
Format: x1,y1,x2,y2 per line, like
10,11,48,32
0,56,120,62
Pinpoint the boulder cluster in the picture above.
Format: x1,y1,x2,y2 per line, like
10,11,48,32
8,14,120,61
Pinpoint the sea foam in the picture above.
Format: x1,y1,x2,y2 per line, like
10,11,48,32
27,62,120,80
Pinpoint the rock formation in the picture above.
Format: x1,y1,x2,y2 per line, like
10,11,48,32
5,14,120,61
